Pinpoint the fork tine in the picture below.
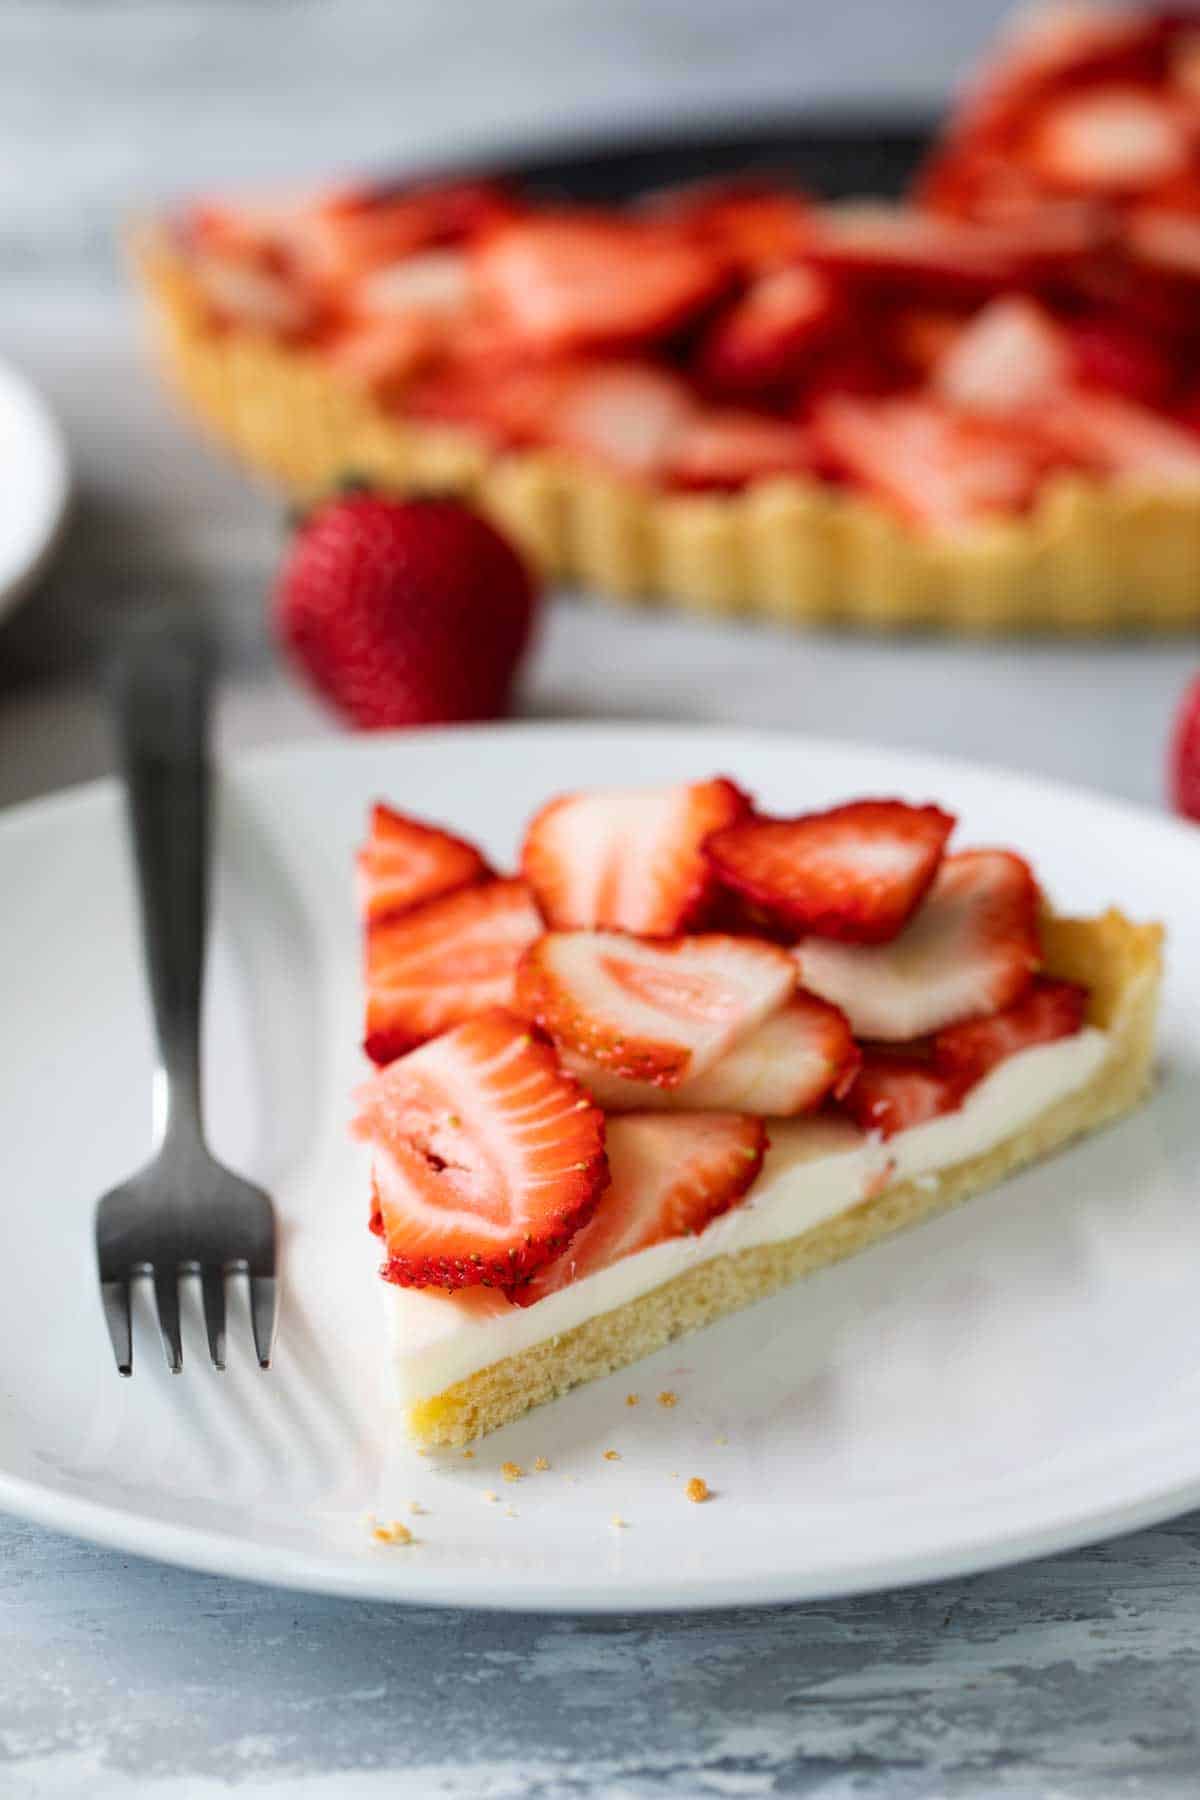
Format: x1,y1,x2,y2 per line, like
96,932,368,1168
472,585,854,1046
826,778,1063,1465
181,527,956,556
153,1268,183,1373
101,1280,133,1377
200,1266,227,1371
250,1276,276,1369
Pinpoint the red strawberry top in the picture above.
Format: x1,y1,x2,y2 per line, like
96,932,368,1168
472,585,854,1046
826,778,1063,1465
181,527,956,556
351,776,1094,1303
182,8,1200,530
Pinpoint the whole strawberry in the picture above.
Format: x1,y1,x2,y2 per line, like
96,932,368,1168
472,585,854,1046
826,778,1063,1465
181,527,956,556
1169,672,1200,823
276,494,540,728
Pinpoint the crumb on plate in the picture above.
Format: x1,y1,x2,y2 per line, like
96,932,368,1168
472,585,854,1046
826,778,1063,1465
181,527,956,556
657,1390,678,1408
685,1477,711,1505
501,1461,524,1482
371,1521,414,1545
533,1456,550,1472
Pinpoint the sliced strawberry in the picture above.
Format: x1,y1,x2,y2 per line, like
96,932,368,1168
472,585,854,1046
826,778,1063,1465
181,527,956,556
891,308,970,378
665,411,816,491
521,778,749,936
812,397,1053,533
1168,26,1200,103
563,992,860,1117
304,179,521,284
324,314,449,400
184,188,353,291
797,849,1041,1041
934,297,1071,417
514,1111,765,1303
792,341,899,416
515,931,796,1087
1038,389,1200,485
933,976,1089,1086
547,362,696,479
406,358,583,448
647,180,816,271
706,799,955,944
694,265,837,398
840,1049,967,1140
365,879,542,1064
356,803,492,926
1068,316,1175,408
354,1007,608,1289
471,214,725,354
188,247,319,337
1124,207,1200,284
1020,85,1190,197
351,247,473,321
803,204,1015,298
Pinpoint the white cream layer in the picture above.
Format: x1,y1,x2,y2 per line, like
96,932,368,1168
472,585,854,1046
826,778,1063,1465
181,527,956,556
385,1028,1110,1405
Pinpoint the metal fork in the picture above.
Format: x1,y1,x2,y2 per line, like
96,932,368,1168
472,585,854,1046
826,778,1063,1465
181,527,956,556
95,619,277,1375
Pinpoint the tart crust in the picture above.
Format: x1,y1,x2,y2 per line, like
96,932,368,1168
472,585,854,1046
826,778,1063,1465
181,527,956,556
398,907,1162,1445
134,229,1200,635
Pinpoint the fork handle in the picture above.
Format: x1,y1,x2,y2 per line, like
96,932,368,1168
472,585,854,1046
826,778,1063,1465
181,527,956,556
114,620,213,1152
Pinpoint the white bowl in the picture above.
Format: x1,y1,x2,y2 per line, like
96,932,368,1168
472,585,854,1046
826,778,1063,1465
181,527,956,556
0,358,69,620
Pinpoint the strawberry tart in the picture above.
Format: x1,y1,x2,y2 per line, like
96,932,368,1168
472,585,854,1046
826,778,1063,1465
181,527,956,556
136,4,1200,633
349,780,1162,1445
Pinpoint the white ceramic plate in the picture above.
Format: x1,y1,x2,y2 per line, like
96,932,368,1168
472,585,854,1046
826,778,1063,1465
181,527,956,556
2,723,1198,1612
0,359,69,618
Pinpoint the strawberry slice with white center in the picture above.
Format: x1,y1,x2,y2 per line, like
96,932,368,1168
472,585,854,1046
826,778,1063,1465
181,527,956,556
933,975,1089,1086
706,799,955,944
352,248,473,321
521,778,750,935
356,803,493,925
934,297,1071,417
803,203,1015,296
1022,86,1190,196
797,849,1041,1041
665,410,817,491
813,396,1052,532
354,1008,608,1289
514,1111,766,1304
695,265,837,398
840,1050,967,1140
472,214,724,354
1037,390,1200,486
936,7,1171,151
562,992,860,1117
548,363,696,480
515,931,796,1087
189,251,318,336
365,879,543,1064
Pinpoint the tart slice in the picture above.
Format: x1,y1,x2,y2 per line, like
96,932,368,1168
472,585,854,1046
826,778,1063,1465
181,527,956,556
350,781,1163,1444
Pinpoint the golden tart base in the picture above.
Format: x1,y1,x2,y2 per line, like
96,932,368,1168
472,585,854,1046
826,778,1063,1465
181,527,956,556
404,907,1163,1446
135,228,1200,634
